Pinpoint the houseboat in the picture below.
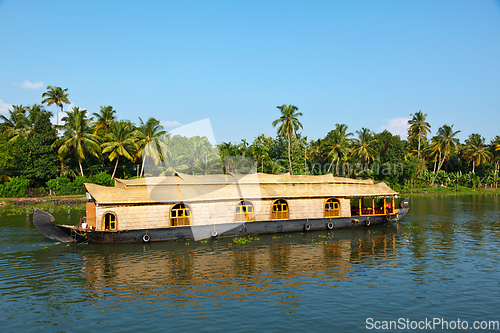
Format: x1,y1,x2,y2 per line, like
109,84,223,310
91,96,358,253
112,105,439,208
33,172,409,244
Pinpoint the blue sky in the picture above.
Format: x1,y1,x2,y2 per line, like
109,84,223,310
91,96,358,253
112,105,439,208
0,0,499,145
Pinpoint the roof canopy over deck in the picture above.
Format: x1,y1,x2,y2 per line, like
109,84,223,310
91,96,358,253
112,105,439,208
85,173,397,205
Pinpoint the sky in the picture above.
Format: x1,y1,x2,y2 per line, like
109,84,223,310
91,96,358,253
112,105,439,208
0,0,499,145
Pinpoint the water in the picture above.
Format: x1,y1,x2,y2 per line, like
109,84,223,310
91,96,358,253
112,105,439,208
1,195,500,332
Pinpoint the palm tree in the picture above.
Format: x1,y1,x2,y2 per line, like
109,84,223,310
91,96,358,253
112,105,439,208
491,136,500,179
92,106,117,135
272,104,303,174
41,86,70,127
136,117,166,177
352,128,378,164
325,124,353,174
463,133,492,173
431,124,460,185
101,121,139,179
0,105,31,142
27,104,50,132
493,136,500,152
54,107,101,176
407,110,431,159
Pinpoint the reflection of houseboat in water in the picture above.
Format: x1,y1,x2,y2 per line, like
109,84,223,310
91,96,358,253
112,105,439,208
82,230,398,295
34,173,409,244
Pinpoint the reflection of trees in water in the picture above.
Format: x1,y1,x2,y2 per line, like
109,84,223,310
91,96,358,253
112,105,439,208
404,195,500,264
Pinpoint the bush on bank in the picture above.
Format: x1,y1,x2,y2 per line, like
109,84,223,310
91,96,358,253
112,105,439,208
0,172,114,198
0,177,31,198
46,172,114,196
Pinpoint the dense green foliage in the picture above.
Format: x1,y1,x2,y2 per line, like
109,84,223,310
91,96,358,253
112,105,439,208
0,86,499,198
0,177,30,198
15,112,59,187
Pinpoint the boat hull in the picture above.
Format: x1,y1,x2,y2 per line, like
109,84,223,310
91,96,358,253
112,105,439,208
34,201,409,244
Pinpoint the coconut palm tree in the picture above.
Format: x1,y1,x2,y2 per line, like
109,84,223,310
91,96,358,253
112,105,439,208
54,107,101,176
136,117,166,177
27,104,50,132
490,136,500,178
431,124,460,185
352,128,378,164
101,121,139,179
272,104,303,174
92,106,117,135
463,133,492,173
308,139,324,174
325,124,353,174
41,86,70,127
407,110,431,159
0,105,30,142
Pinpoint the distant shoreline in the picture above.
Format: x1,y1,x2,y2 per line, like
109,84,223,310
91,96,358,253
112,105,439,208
399,186,499,196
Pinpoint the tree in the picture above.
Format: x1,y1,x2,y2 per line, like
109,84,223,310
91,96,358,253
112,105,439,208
308,139,325,174
272,104,303,174
0,133,16,181
41,86,70,127
15,110,58,187
431,125,460,185
101,121,139,179
324,124,352,174
136,117,166,176
92,105,117,135
0,105,30,142
407,110,431,159
352,128,378,164
54,107,101,176
27,104,46,133
491,136,500,178
463,133,492,173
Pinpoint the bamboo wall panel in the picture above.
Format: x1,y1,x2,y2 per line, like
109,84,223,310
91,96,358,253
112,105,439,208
95,204,172,230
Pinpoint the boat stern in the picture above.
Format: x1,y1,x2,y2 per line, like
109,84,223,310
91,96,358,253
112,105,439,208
33,208,75,243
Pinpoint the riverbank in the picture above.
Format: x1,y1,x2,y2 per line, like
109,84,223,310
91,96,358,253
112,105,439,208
1,185,499,205
399,185,500,196
0,195,85,206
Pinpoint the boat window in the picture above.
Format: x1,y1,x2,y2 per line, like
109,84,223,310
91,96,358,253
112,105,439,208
271,199,288,220
235,200,255,222
171,203,191,226
103,213,117,230
325,198,340,217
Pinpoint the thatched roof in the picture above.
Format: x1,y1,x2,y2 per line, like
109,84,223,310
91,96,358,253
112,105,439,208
86,173,397,205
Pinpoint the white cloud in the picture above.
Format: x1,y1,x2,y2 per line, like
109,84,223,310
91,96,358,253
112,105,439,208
0,99,11,114
378,117,409,138
162,120,182,128
50,111,68,126
64,103,75,112
49,103,75,125
20,80,44,90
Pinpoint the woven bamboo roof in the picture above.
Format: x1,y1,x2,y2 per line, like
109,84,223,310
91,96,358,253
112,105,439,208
114,172,373,187
86,173,397,205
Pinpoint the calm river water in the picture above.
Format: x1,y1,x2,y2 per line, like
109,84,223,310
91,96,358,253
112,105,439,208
1,195,500,332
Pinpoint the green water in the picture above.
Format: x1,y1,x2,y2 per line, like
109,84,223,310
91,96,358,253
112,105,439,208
1,195,500,332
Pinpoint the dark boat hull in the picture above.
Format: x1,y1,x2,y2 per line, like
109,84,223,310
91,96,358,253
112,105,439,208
34,200,409,244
